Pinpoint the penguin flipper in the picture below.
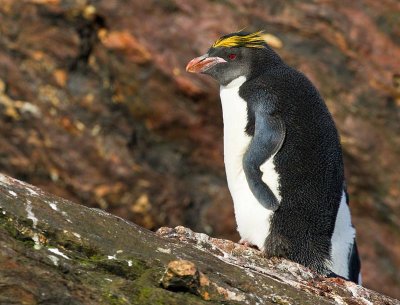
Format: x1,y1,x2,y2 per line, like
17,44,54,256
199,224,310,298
243,99,285,211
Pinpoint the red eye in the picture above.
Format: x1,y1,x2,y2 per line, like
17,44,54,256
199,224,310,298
228,53,236,60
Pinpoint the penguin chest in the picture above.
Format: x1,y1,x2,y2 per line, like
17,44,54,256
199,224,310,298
220,77,279,250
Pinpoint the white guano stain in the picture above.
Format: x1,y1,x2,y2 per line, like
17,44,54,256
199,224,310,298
156,247,171,254
360,298,373,305
0,175,7,184
225,289,246,302
8,190,17,197
27,188,39,196
48,248,70,260
25,200,42,250
48,255,59,266
26,201,38,227
32,234,41,250
49,202,59,211
61,211,72,223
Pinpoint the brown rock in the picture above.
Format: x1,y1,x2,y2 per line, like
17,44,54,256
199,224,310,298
100,30,152,64
0,0,399,299
0,173,399,305
161,260,201,293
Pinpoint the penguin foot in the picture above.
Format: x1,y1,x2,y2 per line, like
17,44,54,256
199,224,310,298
325,271,347,282
238,239,260,250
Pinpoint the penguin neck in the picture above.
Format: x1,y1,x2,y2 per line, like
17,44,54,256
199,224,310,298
220,76,248,130
220,76,247,90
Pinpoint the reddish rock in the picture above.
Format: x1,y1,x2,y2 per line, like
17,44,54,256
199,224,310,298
0,0,399,298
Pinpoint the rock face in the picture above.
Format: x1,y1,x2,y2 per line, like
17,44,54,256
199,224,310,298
0,173,399,305
0,0,399,298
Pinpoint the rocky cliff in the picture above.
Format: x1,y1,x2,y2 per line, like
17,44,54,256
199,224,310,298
0,0,399,298
0,173,399,305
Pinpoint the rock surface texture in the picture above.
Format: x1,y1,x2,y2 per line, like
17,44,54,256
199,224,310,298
0,0,399,298
0,173,399,305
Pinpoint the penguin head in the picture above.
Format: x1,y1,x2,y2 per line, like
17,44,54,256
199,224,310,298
186,31,282,85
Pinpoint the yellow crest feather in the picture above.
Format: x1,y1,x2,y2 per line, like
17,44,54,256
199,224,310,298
212,31,266,48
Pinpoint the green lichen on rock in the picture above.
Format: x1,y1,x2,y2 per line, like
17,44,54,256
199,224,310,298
80,255,148,280
0,173,399,305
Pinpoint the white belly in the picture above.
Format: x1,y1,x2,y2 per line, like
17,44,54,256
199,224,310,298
330,190,357,280
220,76,281,250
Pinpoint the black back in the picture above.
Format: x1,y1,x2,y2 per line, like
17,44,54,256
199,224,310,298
239,63,344,274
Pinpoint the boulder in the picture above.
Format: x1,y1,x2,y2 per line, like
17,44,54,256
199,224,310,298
0,173,398,305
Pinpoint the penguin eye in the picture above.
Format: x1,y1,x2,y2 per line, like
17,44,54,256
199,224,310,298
228,53,237,60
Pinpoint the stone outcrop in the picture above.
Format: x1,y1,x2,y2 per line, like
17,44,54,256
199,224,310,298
0,173,398,305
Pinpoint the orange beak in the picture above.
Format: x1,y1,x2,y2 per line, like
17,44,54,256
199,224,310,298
186,54,227,73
